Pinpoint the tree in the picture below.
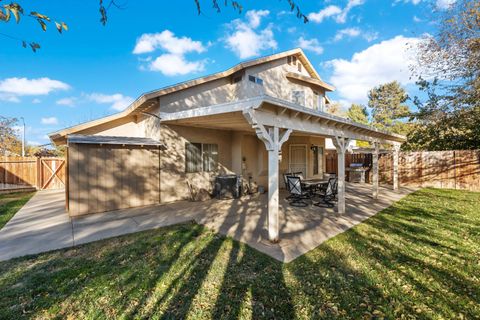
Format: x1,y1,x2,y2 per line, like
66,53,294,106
346,104,369,125
1,0,307,52
406,0,480,150
368,81,411,135
0,116,22,156
325,102,346,117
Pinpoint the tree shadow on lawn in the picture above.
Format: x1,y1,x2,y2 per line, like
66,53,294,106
0,188,479,319
0,220,295,319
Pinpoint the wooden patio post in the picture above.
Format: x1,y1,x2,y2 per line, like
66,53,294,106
333,136,349,214
267,127,280,242
372,142,379,199
393,143,400,190
243,109,293,242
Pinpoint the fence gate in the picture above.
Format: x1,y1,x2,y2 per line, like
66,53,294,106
0,157,66,191
38,158,65,190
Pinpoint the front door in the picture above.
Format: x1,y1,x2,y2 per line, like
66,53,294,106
289,144,307,177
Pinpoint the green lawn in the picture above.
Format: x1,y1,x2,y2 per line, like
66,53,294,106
0,188,479,319
0,192,35,230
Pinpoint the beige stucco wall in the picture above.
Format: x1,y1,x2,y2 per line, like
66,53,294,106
241,57,326,110
145,55,327,117
159,124,234,203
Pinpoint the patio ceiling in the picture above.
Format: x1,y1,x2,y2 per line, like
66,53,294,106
160,94,406,145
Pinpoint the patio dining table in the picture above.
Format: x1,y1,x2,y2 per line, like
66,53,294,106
301,178,329,192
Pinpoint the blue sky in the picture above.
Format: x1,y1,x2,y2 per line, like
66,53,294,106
0,0,451,146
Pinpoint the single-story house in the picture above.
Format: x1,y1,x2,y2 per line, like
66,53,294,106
49,48,405,242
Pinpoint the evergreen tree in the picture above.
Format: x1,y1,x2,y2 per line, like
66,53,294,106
368,81,410,134
346,104,369,125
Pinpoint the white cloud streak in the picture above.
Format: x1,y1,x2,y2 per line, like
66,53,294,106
41,117,58,125
296,37,324,55
87,93,135,111
308,0,364,24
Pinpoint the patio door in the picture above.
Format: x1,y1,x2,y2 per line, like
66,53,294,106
289,144,307,177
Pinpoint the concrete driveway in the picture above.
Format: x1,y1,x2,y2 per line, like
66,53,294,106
0,184,417,262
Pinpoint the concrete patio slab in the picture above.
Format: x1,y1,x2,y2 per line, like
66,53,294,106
0,184,417,262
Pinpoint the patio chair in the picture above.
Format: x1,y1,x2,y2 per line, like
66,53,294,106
286,175,311,207
283,172,294,200
314,177,337,208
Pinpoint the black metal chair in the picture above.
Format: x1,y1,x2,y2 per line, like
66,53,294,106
314,177,337,208
283,172,294,200
286,175,311,207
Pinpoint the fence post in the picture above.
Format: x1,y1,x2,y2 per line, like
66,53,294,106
36,157,41,190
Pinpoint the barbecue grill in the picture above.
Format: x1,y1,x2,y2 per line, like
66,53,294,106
346,163,368,183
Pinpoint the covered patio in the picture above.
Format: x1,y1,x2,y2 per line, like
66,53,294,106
160,94,406,243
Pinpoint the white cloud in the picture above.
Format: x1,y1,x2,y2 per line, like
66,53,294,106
336,0,365,23
133,30,206,55
224,10,277,59
32,98,41,104
0,94,20,103
133,30,207,76
56,97,76,106
149,54,206,76
334,27,361,41
436,0,455,9
397,0,455,9
308,5,342,23
308,0,364,24
0,77,69,96
334,27,378,42
41,117,58,125
327,35,420,104
297,37,324,55
246,10,270,29
87,93,134,111
413,15,422,22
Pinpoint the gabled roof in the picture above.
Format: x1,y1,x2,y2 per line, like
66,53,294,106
49,48,331,144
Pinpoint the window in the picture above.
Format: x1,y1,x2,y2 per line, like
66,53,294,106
185,142,218,173
314,91,325,112
287,56,291,64
318,95,325,112
248,75,263,86
291,90,305,106
298,62,302,72
202,143,218,172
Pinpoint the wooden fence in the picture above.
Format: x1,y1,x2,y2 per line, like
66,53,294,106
0,157,66,190
379,150,480,192
325,150,480,192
